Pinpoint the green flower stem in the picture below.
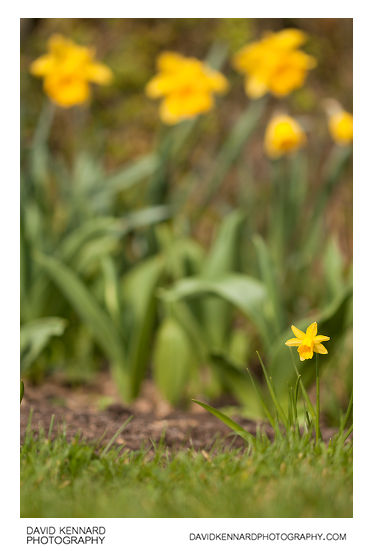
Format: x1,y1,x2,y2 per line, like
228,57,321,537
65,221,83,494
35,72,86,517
315,354,321,445
288,348,316,420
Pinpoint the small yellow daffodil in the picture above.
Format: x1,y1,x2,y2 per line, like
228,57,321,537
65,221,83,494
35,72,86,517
264,114,306,159
328,108,353,146
30,34,113,108
285,322,330,361
145,51,228,125
232,29,316,98
329,110,353,145
323,99,353,145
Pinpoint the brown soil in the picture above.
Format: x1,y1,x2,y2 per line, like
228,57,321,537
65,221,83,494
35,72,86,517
20,373,340,452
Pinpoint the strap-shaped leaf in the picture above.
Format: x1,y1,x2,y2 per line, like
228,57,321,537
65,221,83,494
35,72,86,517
164,273,270,348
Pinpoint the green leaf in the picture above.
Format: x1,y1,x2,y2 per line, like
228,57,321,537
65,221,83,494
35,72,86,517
166,300,209,362
202,211,246,278
21,317,67,372
208,352,263,417
75,236,119,275
101,256,122,326
192,400,253,443
198,98,267,210
153,317,194,405
253,234,285,335
121,255,165,399
157,226,204,280
312,146,352,226
164,273,269,348
92,154,159,202
20,380,24,404
228,328,251,367
30,102,55,186
201,211,246,349
35,253,129,391
59,206,171,263
323,237,345,299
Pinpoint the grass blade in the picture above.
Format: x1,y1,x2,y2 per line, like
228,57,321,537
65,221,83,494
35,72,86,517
100,416,133,457
256,351,288,428
245,368,276,428
192,399,254,444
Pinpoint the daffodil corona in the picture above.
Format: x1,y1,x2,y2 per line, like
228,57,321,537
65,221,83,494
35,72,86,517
264,114,306,159
232,29,316,98
30,34,113,108
285,322,330,361
145,52,228,125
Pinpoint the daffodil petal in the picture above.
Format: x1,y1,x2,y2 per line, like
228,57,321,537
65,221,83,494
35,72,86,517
30,54,55,76
269,29,308,50
291,325,306,339
314,343,328,354
86,62,113,84
47,34,72,54
314,335,330,343
285,338,302,347
157,51,185,72
306,322,318,338
206,70,229,93
159,90,213,125
245,76,268,98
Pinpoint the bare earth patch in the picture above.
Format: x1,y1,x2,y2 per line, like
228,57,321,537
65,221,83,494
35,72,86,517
20,373,340,451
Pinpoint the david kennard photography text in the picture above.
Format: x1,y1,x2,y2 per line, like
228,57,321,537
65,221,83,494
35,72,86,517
26,526,106,545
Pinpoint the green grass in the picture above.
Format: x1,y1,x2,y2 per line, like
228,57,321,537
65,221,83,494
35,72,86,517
21,425,352,518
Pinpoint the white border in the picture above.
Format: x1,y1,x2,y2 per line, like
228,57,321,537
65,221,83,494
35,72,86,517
2,3,371,550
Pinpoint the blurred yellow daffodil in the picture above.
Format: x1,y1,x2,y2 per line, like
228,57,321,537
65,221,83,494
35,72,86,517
30,34,113,108
264,114,306,159
145,51,228,125
285,322,330,361
232,29,316,98
324,100,353,145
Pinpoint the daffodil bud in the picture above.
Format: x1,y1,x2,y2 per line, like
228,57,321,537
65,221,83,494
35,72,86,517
264,114,306,159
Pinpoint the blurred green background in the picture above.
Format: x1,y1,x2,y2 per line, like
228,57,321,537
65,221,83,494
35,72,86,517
20,18,352,425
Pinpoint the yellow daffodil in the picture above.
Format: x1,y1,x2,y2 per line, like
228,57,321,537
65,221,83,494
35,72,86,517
145,51,228,125
285,322,330,361
326,105,353,146
30,34,113,108
232,29,316,98
264,114,306,159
